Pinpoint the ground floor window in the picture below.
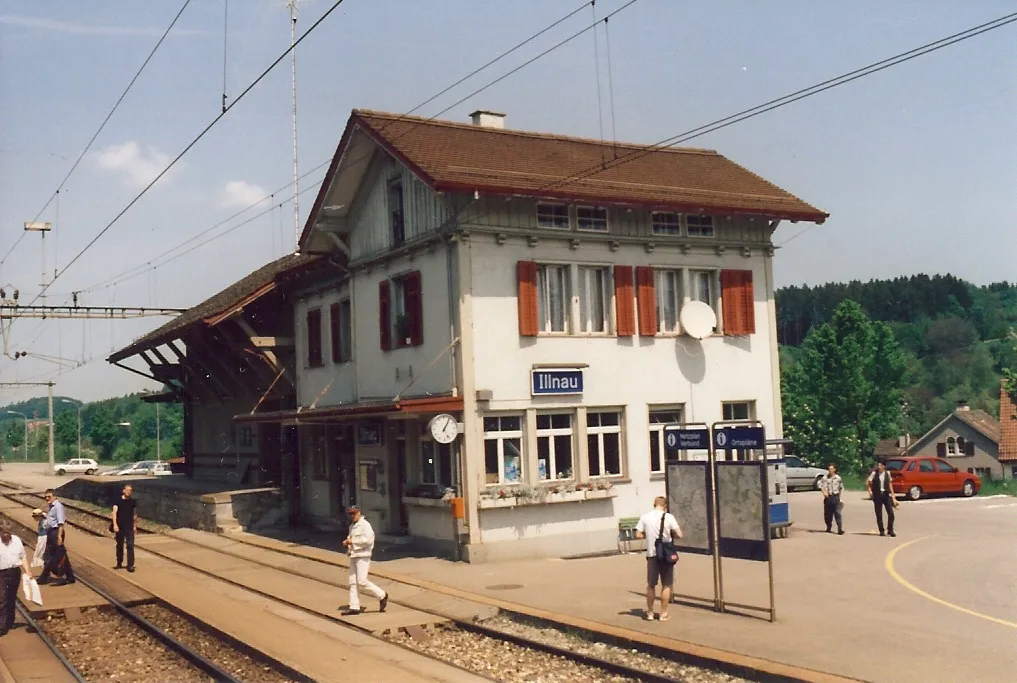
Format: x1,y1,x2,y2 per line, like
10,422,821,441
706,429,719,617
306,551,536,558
648,407,683,473
484,415,523,484
536,413,573,481
420,439,453,488
974,467,993,481
586,411,623,477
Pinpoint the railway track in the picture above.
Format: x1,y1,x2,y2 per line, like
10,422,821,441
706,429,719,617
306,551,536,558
2,485,749,682
0,508,310,683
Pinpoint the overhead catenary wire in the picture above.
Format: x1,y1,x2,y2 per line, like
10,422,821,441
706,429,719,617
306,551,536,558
590,0,605,149
15,0,351,318
603,16,619,154
222,0,229,113
0,0,193,272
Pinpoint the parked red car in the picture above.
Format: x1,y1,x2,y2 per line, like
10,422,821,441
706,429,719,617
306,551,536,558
882,456,981,501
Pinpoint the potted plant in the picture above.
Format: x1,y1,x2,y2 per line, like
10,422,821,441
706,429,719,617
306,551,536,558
395,314,412,345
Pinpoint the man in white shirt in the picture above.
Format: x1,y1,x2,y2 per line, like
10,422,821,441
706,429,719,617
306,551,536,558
0,520,32,636
340,506,388,616
634,496,683,622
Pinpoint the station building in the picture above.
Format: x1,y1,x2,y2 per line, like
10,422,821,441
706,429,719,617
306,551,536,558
228,109,828,562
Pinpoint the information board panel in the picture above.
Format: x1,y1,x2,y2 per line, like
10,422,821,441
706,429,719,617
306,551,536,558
716,461,770,562
664,461,714,555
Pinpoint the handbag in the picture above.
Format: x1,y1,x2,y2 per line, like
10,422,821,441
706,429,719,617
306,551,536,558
654,513,679,566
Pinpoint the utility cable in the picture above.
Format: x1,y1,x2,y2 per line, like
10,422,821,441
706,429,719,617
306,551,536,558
0,0,193,271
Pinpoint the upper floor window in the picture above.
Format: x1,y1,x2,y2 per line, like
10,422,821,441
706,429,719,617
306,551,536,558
651,212,680,236
330,299,352,363
576,206,608,232
536,202,569,230
946,437,957,455
379,272,423,350
654,269,681,334
686,214,715,238
689,269,715,305
536,264,570,333
388,179,405,246
306,308,323,368
577,266,609,334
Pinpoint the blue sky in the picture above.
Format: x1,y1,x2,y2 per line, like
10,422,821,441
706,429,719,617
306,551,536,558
0,0,1014,403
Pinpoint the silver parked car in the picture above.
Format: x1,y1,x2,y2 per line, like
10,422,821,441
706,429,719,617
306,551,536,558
784,455,827,491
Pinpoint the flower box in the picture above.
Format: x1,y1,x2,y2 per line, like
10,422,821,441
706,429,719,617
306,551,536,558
401,496,451,509
478,487,617,509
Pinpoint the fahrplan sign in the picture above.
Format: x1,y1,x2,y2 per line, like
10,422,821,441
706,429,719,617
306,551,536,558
531,368,584,396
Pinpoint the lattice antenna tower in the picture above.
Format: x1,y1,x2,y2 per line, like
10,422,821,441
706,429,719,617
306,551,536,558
288,0,306,254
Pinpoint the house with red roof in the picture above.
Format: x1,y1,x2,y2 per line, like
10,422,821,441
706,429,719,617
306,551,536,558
234,109,828,561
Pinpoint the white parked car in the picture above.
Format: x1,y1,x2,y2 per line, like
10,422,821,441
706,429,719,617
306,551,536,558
102,461,157,476
151,462,173,476
784,455,828,491
55,458,99,476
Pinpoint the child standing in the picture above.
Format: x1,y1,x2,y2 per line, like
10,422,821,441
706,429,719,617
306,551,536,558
30,509,47,569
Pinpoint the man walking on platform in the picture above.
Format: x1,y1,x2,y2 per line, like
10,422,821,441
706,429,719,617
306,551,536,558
37,489,75,585
112,484,137,572
820,463,845,535
340,506,388,616
0,521,32,636
867,461,898,537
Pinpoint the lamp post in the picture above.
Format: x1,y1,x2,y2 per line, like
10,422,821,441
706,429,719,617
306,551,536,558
60,399,82,460
6,411,28,462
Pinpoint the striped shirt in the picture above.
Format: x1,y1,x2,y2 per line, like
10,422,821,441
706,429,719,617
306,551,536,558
820,474,844,496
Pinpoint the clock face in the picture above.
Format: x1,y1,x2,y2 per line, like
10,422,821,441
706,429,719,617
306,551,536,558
430,414,459,444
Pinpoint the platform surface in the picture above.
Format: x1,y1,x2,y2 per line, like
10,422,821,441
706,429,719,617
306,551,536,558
0,614,78,683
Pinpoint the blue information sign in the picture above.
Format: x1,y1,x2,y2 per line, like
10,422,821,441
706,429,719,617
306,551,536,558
713,426,766,450
663,426,710,452
531,369,584,396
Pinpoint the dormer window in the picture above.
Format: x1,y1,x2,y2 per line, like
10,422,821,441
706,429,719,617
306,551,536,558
536,202,569,229
389,179,405,246
576,206,608,232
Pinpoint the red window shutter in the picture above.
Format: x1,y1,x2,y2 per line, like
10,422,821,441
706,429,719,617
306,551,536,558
405,270,424,347
329,303,340,363
517,261,539,337
721,270,756,336
635,266,657,336
378,280,391,351
936,442,946,457
614,266,635,336
306,309,322,367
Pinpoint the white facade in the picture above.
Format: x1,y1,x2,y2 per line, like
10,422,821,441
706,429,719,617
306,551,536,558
288,124,806,562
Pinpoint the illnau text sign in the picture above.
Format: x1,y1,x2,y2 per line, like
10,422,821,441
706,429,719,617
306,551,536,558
531,369,584,396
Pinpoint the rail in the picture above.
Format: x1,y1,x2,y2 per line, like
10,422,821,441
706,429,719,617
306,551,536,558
14,601,88,683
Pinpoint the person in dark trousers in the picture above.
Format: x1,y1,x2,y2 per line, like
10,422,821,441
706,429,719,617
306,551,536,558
112,484,137,572
37,489,75,585
820,463,844,534
867,461,898,537
0,521,32,636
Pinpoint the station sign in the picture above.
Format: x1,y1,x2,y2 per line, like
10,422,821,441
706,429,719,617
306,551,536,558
664,426,710,452
531,368,584,396
714,426,766,450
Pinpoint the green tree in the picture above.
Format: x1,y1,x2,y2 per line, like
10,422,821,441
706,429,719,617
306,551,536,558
782,300,908,473
54,411,78,458
89,407,119,460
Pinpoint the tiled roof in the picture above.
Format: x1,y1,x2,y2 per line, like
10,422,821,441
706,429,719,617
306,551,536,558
1000,384,1017,462
954,409,1001,444
346,110,828,222
108,253,321,363
874,439,906,458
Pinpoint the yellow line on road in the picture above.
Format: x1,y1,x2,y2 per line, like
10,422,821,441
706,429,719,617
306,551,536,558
885,536,1017,629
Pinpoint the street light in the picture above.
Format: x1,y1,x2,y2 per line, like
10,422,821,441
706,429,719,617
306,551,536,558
60,399,82,460
6,411,28,462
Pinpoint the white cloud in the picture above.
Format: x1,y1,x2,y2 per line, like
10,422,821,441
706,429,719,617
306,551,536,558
92,141,174,189
219,181,268,210
0,15,203,37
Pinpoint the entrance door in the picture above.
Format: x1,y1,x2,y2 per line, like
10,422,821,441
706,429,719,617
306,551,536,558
395,439,408,533
331,425,356,518
259,424,283,485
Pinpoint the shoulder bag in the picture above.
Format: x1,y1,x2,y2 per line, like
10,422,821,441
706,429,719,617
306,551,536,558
654,513,679,566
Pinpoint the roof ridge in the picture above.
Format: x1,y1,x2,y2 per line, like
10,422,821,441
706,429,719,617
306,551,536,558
353,109,721,157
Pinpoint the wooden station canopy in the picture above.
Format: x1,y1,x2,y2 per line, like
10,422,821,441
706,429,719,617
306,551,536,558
108,253,337,405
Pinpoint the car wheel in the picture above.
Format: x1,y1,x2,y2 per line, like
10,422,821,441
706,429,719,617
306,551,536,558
962,480,975,497
907,485,923,501
86,469,95,475
813,476,824,491
56,469,65,476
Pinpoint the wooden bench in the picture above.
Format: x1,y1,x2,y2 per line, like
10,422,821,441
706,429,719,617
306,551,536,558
617,517,642,554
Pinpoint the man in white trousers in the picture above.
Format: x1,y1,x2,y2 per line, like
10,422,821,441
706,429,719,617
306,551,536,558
341,506,388,616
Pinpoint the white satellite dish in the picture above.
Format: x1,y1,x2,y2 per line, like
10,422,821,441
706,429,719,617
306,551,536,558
680,301,717,340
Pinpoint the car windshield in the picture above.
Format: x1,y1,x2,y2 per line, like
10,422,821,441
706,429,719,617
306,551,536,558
884,459,906,471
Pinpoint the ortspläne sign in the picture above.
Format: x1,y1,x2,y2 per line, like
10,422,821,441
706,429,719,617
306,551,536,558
531,369,584,396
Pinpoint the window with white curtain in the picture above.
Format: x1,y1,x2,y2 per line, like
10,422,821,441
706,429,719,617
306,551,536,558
536,264,570,333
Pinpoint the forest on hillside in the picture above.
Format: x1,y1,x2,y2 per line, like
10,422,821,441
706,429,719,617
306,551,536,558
777,275,1017,441
0,394,182,464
